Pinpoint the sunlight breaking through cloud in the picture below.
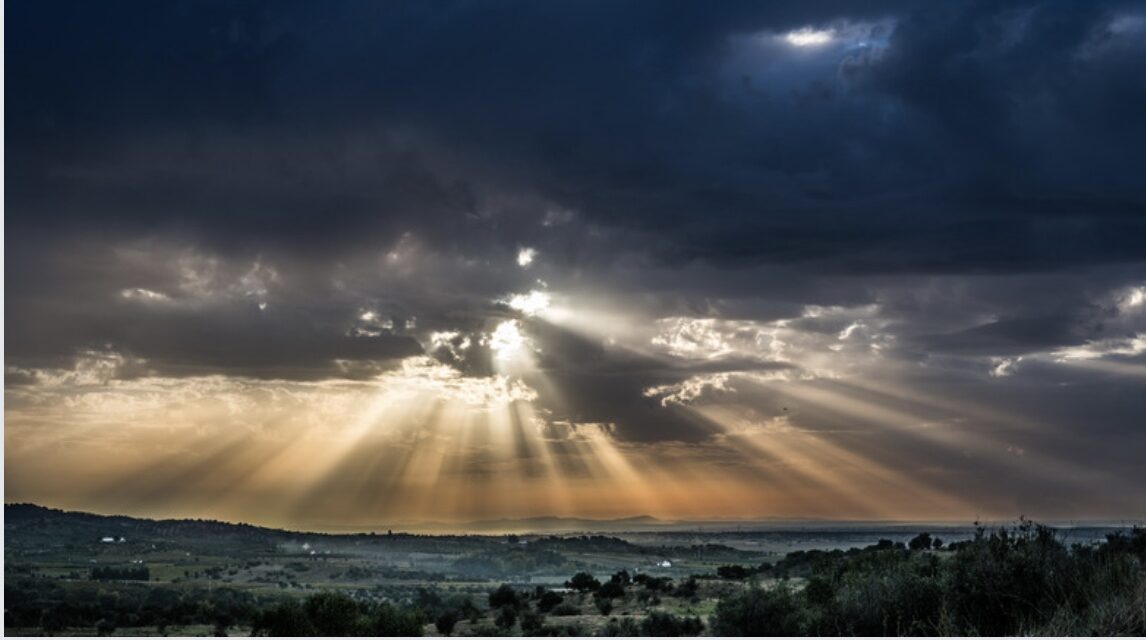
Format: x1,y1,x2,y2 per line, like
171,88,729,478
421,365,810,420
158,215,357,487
785,27,834,47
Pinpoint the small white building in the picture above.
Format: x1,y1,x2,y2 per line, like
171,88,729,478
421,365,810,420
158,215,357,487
658,560,673,568
100,537,115,543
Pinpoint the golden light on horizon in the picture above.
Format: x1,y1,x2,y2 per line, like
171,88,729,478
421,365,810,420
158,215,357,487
6,278,1143,530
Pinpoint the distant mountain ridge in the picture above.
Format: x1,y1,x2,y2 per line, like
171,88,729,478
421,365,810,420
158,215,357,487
3,503,673,536
6,503,1135,538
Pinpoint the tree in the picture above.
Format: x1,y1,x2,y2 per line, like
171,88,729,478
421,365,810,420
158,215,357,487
537,590,564,613
304,592,362,636
489,584,520,609
434,611,458,636
711,584,804,636
494,605,517,631
717,564,753,580
520,611,545,636
673,577,698,598
368,602,424,637
596,580,625,600
565,571,601,592
908,533,934,551
601,617,640,636
610,569,631,585
594,595,614,615
252,600,312,636
639,611,704,636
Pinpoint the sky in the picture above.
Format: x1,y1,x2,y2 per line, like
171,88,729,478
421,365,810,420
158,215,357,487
5,0,1146,530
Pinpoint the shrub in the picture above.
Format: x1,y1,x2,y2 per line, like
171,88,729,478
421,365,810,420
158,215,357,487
600,616,640,636
717,564,753,580
494,605,517,631
537,590,564,613
638,610,704,636
550,603,581,616
908,533,934,551
566,572,601,593
594,595,614,615
489,584,520,610
597,580,625,600
711,583,804,636
434,610,458,636
520,610,545,636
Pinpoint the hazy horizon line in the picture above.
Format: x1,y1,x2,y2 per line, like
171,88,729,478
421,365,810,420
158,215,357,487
8,502,1144,537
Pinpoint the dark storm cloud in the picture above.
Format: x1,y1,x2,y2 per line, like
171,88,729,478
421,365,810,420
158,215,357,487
10,0,1144,267
6,0,1146,449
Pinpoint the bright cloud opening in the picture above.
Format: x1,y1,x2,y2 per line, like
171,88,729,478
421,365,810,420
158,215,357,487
506,290,551,316
785,27,834,47
489,319,529,360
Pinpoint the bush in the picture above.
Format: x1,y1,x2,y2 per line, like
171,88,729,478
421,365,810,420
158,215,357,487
489,584,520,610
304,591,363,636
610,570,632,585
494,605,517,630
550,603,581,616
252,599,313,636
566,572,601,593
946,521,1070,635
638,610,704,636
673,577,699,598
594,595,614,615
91,566,150,581
600,616,640,636
711,519,1146,636
250,592,423,637
520,610,545,636
434,610,458,636
597,580,625,600
717,564,753,580
711,583,805,636
537,590,564,613
908,533,934,551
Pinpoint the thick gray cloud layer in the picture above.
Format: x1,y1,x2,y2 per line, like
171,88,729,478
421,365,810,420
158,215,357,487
6,0,1146,517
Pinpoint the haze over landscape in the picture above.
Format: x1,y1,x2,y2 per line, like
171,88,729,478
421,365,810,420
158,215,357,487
6,0,1146,532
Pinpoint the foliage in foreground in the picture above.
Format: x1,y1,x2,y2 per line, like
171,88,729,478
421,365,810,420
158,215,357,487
712,521,1146,636
252,591,424,636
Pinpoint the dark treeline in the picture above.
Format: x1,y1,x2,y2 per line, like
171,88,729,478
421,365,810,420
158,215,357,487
712,521,1146,636
6,520,1146,636
90,565,150,581
4,581,265,636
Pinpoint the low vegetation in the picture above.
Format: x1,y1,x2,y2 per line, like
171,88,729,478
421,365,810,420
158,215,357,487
712,521,1146,636
6,505,1145,636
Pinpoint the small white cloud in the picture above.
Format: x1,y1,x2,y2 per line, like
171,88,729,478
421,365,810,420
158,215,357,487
990,356,1022,377
349,309,395,338
1052,334,1146,361
517,247,537,268
506,290,551,316
838,321,864,340
643,373,733,407
1119,286,1145,312
120,288,170,302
